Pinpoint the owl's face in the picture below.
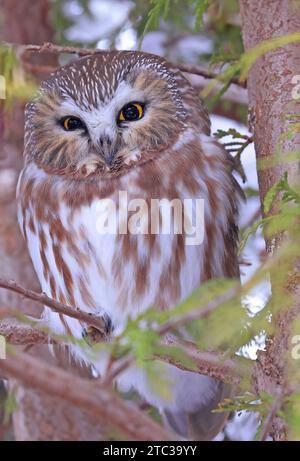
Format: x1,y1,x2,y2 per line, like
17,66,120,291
25,51,188,178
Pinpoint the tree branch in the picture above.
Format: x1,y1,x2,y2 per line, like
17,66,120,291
0,319,250,385
0,320,48,345
0,278,245,387
175,62,245,87
185,73,248,107
0,278,241,344
156,285,239,335
0,349,176,441
259,391,285,441
0,40,246,87
158,338,251,385
0,278,107,336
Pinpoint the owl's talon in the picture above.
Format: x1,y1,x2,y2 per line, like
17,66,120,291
83,313,113,345
102,312,113,335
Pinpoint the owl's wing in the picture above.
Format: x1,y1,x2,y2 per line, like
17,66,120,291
163,380,232,441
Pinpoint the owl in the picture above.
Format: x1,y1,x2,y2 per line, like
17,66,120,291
17,51,242,441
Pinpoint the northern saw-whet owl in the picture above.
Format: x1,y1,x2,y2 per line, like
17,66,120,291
17,51,242,440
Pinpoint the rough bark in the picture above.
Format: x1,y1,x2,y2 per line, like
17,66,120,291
240,0,300,246
240,0,300,440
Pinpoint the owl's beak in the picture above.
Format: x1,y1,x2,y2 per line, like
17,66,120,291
102,152,115,167
97,135,117,168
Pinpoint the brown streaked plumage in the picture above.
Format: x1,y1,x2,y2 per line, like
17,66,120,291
18,50,242,441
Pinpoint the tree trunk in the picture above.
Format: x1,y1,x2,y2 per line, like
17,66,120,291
240,0,300,440
240,0,300,248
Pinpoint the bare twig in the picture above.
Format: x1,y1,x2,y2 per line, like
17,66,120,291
0,278,240,345
185,73,248,106
259,392,285,441
157,338,251,385
241,206,261,232
101,285,242,384
100,348,248,396
0,319,250,386
0,278,107,335
156,285,240,335
0,41,246,87
0,349,176,441
101,356,134,386
175,62,245,87
0,277,246,389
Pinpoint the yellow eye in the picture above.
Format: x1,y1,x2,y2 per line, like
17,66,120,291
118,102,144,123
61,116,84,131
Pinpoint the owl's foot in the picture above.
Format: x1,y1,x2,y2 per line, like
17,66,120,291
82,312,113,346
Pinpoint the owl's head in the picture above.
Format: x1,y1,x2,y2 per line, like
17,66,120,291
25,51,201,178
